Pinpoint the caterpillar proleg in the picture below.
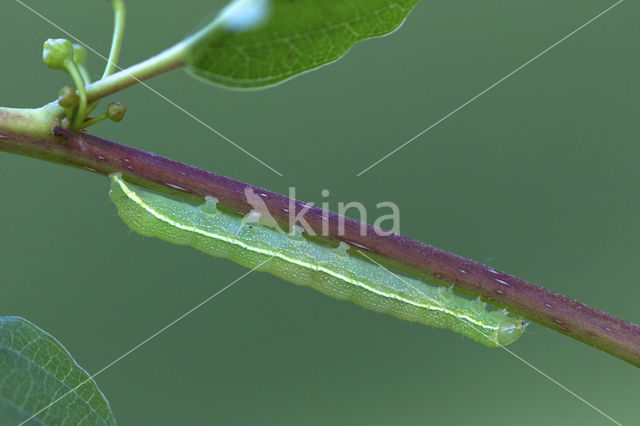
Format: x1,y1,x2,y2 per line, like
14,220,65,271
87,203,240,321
109,174,526,347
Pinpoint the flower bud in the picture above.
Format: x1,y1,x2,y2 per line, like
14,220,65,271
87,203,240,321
107,102,127,122
58,86,79,108
72,43,87,67
42,38,73,70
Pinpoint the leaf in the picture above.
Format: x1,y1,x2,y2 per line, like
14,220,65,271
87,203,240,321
185,0,420,89
0,317,115,425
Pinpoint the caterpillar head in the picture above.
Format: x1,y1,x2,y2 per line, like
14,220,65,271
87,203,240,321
496,317,529,346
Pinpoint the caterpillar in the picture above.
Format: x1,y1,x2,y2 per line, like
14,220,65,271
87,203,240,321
109,173,526,347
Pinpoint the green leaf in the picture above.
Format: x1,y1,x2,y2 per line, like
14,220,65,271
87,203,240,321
0,317,115,425
185,0,420,88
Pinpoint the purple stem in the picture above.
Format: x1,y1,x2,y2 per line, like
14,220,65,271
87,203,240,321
1,126,639,367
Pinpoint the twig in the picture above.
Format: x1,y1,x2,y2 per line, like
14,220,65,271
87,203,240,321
0,126,638,367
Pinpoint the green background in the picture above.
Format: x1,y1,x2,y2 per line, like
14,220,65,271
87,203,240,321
1,0,638,424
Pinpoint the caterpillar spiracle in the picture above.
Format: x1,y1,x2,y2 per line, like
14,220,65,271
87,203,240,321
109,174,526,347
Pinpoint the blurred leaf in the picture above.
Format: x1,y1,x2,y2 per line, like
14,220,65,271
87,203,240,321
186,0,420,88
0,317,115,425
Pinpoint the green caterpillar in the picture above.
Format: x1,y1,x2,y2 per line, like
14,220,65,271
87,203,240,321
109,174,526,347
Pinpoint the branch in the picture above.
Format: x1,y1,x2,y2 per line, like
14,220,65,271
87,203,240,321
1,126,639,367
